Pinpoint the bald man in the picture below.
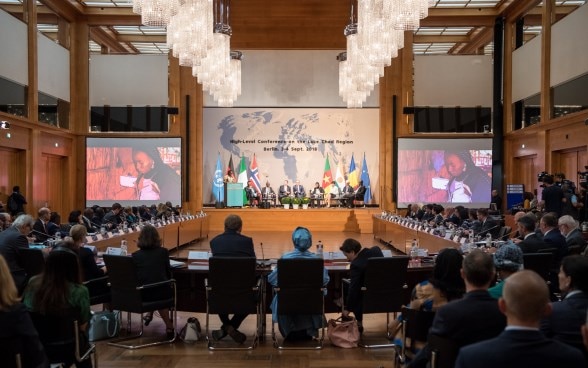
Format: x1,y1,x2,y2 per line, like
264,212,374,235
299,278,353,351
455,270,585,368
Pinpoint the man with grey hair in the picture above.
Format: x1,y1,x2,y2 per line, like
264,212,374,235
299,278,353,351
455,270,585,368
0,212,11,231
0,214,35,291
558,215,587,251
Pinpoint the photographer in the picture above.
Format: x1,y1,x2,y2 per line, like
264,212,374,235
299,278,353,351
561,181,582,220
538,174,564,217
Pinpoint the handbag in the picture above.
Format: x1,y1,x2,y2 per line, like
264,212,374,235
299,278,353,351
179,317,202,343
88,310,120,341
327,316,360,348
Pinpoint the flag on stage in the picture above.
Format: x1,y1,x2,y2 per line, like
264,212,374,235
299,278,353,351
249,154,262,194
226,154,236,182
322,155,333,190
237,155,249,203
361,153,372,203
348,154,359,189
213,153,224,203
335,159,345,189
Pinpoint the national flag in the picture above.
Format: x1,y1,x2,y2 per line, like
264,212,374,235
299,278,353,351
226,154,236,181
361,153,372,203
322,154,333,191
237,155,248,203
249,154,262,194
335,159,345,189
213,153,224,203
348,154,359,189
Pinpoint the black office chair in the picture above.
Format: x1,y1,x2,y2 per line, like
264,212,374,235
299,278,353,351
351,256,409,348
271,258,326,350
523,252,554,282
497,226,511,241
29,308,97,368
0,336,24,368
205,257,261,350
84,275,111,306
428,333,460,368
18,247,45,283
396,306,436,365
103,254,177,349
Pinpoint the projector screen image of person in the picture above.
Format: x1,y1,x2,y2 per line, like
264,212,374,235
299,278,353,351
397,138,492,208
86,137,181,207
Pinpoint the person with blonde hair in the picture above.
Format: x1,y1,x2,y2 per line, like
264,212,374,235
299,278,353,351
0,254,47,367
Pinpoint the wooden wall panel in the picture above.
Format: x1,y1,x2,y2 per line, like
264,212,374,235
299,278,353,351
0,148,25,203
44,154,65,215
514,155,537,194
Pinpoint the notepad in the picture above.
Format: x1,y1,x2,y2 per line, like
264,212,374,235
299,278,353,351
188,251,211,260
169,259,185,268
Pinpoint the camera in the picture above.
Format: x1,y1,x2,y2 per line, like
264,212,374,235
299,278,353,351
579,166,588,189
537,171,549,182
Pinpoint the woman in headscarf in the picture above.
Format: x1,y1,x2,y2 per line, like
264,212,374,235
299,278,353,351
488,242,524,299
444,150,491,203
267,227,330,341
132,145,180,202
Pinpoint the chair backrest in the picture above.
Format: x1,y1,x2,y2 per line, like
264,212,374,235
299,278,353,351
523,252,553,281
17,248,45,279
498,226,511,241
362,256,409,314
428,333,460,368
207,257,258,315
400,306,435,343
0,336,24,368
275,258,325,315
102,254,143,311
29,309,77,365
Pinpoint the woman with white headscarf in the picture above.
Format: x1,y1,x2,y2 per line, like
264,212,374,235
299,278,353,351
267,227,330,341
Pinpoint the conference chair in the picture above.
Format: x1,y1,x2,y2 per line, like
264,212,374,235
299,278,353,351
522,252,553,282
205,257,261,350
84,275,111,306
103,254,177,349
17,247,45,283
428,333,460,368
29,308,97,368
497,226,511,241
396,306,436,365
0,336,23,368
348,256,409,348
271,258,326,350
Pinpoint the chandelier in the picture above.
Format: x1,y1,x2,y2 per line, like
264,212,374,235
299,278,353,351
133,0,242,107
339,0,432,108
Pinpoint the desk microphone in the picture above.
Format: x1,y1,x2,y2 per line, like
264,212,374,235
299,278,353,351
29,229,57,245
477,224,501,237
260,242,265,261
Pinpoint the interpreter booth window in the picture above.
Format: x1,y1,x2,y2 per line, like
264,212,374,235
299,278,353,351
38,91,69,129
0,77,27,117
551,73,588,119
412,106,492,133
513,93,540,131
90,106,169,132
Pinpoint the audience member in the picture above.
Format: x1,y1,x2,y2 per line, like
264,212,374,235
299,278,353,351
132,224,175,339
32,207,51,242
0,254,47,368
461,209,481,233
90,207,104,227
66,225,107,282
268,227,329,341
60,210,83,235
408,250,506,368
102,203,122,228
340,238,384,332
421,204,434,223
540,255,588,355
490,189,502,212
0,212,11,231
488,242,523,299
47,212,61,237
513,215,548,253
511,211,527,239
407,203,424,221
7,186,27,217
540,212,568,265
0,214,35,292
209,214,256,343
82,208,97,233
455,270,585,368
122,206,138,224
476,208,500,239
558,215,586,252
430,204,445,225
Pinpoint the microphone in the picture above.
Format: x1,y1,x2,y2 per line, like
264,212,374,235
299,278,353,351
260,242,265,261
29,229,56,240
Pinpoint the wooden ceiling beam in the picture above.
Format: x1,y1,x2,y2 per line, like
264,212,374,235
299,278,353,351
503,0,542,22
456,26,494,54
413,35,470,43
118,34,166,43
90,26,129,53
39,0,83,22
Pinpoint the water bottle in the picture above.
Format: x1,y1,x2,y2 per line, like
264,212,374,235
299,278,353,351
55,232,62,242
123,221,128,232
410,240,419,267
485,233,492,248
120,239,128,256
317,240,324,258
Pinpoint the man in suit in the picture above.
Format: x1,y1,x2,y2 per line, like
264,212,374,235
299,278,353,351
102,202,123,228
476,208,500,239
7,185,27,217
0,214,35,292
261,182,276,207
539,175,564,217
292,180,305,199
355,180,367,203
455,270,585,368
514,215,550,253
32,207,51,242
540,212,568,264
340,238,384,332
278,180,291,203
408,250,506,368
340,181,355,207
209,214,256,343
407,203,424,221
558,215,587,252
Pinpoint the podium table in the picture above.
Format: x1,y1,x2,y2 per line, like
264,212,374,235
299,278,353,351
226,183,244,207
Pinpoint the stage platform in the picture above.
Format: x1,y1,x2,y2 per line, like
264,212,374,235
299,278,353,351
203,206,380,233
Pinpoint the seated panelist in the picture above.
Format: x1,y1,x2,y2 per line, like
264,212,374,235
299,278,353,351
340,181,355,207
310,182,325,208
292,180,305,199
245,181,259,207
325,181,340,208
278,180,291,202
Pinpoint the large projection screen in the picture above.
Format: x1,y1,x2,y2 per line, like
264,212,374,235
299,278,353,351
202,108,380,204
86,137,182,207
397,138,493,208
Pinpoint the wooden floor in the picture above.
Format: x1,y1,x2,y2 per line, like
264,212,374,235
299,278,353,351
94,231,399,368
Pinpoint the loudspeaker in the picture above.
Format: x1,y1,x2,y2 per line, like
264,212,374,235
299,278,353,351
403,106,416,114
166,107,179,115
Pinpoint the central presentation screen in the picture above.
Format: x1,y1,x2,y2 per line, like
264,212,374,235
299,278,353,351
86,137,182,207
397,138,492,208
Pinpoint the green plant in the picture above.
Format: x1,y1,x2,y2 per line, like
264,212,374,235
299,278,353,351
301,197,311,205
292,197,302,205
281,196,292,205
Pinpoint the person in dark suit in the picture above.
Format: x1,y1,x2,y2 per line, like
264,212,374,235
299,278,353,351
514,215,550,253
7,186,27,217
32,207,51,243
539,175,564,217
476,208,500,239
292,180,305,199
340,181,355,207
355,180,367,202
408,250,506,368
407,204,425,221
278,180,291,203
260,182,276,207
102,203,123,229
540,255,588,357
65,225,108,298
132,224,174,339
209,214,256,343
455,270,585,368
0,214,35,292
558,215,587,252
539,212,568,264
340,238,384,331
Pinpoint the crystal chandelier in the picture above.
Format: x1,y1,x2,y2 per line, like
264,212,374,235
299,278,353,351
132,0,180,27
